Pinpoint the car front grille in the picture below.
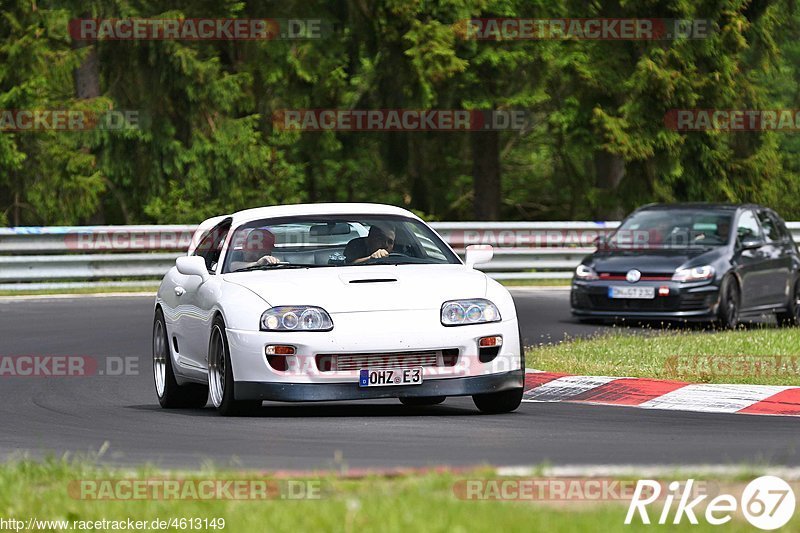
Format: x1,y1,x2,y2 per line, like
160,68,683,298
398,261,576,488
587,295,680,311
578,292,714,312
598,272,673,281
316,350,458,372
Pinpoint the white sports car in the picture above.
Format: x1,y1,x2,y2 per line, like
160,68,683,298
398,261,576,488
153,203,524,415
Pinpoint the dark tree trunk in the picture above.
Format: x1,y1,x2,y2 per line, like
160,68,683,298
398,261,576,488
72,39,100,99
472,130,501,220
593,150,626,220
305,159,317,202
13,192,20,227
408,135,431,213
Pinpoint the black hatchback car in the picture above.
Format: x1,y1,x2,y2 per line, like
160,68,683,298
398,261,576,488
571,203,800,327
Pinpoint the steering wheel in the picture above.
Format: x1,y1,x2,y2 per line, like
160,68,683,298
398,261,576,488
366,252,410,263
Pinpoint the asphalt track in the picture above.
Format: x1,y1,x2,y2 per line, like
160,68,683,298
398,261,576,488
0,290,797,469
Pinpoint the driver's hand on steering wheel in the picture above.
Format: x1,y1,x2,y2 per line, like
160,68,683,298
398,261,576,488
369,249,389,259
256,255,280,265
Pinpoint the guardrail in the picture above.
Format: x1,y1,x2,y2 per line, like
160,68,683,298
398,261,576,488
2,221,798,290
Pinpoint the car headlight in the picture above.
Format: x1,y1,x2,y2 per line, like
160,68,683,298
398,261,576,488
260,306,333,331
441,299,501,327
575,264,598,280
672,265,715,282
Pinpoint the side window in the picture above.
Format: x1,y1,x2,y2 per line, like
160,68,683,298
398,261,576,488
406,223,447,261
736,210,761,243
769,213,793,243
193,219,232,272
757,211,780,243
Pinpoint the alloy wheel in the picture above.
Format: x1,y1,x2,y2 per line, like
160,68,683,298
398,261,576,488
153,320,167,398
208,325,226,408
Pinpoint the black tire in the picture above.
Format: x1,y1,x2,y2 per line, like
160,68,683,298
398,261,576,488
472,387,523,414
399,396,446,406
208,316,261,416
153,309,208,408
717,276,740,329
472,325,525,414
776,278,800,327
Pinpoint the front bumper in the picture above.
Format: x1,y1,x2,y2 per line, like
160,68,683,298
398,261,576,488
224,310,522,393
570,279,721,320
235,370,523,401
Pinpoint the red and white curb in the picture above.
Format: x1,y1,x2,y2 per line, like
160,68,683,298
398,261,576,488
523,371,800,417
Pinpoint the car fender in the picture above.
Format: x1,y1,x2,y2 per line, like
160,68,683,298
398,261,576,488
214,278,271,332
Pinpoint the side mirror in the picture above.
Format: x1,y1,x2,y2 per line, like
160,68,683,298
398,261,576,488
739,236,763,250
594,234,608,250
465,244,493,269
176,256,210,282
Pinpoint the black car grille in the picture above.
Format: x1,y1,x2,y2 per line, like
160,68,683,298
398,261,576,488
599,272,673,280
315,349,459,372
677,292,711,311
576,292,714,312
587,295,680,311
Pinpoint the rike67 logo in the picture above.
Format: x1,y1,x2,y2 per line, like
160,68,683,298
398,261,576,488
625,477,795,530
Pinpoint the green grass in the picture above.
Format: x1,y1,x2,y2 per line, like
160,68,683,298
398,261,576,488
0,459,792,532
526,327,800,385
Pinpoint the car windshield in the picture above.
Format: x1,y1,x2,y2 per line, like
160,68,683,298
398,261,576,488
610,209,734,249
222,215,460,273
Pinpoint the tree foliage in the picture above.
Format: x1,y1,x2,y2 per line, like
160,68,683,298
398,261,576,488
1,0,799,225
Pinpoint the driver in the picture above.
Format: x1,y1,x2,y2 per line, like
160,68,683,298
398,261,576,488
345,224,395,264
229,228,280,270
716,218,731,242
646,218,673,247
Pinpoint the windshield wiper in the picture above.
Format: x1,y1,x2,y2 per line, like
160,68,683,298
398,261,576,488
230,263,324,273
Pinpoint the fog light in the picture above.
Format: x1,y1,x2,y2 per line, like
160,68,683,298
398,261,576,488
479,336,503,348
658,286,670,297
265,345,296,356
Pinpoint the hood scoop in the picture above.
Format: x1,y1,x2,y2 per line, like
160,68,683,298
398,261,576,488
349,278,398,284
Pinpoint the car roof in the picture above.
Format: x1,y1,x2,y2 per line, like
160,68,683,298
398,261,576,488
227,203,422,226
635,202,763,212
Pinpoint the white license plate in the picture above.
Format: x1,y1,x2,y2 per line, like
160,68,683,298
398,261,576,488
608,286,656,299
359,367,423,387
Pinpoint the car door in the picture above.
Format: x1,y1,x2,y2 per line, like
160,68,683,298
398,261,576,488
178,218,231,370
756,209,792,308
731,209,768,309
